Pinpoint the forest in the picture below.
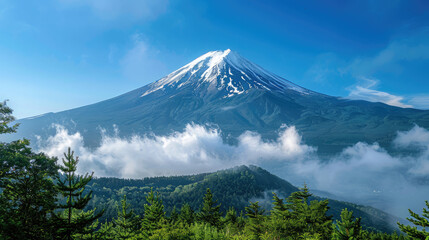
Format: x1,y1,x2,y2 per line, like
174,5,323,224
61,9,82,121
1,100,429,240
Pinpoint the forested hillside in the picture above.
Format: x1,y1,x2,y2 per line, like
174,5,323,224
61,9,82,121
87,165,399,233
2,101,429,239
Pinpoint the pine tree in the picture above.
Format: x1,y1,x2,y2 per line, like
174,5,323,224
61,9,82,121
224,207,238,225
398,200,429,239
112,195,142,239
272,192,287,214
142,187,165,236
270,192,292,238
0,100,18,134
169,206,179,223
245,201,265,240
197,188,221,228
96,221,115,240
54,147,103,239
179,203,195,225
333,208,362,240
269,185,332,239
0,143,58,239
0,102,58,239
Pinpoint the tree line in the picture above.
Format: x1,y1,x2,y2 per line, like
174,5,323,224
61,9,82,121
1,100,428,239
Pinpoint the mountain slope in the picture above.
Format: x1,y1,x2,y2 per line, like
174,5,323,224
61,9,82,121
5,49,429,154
87,165,400,233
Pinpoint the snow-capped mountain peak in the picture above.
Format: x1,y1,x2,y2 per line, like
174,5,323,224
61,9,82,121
142,49,311,97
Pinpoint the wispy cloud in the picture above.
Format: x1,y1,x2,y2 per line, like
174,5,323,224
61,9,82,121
304,52,343,83
120,34,166,82
58,0,169,22
408,95,429,110
346,77,412,108
305,29,429,110
345,29,429,77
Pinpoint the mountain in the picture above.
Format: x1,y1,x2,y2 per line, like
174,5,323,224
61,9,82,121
88,165,400,233
5,49,429,154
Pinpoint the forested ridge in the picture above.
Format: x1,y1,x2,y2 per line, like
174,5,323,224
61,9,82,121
2,101,429,239
87,165,398,233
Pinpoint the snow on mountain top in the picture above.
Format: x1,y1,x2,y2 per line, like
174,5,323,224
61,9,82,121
141,49,312,97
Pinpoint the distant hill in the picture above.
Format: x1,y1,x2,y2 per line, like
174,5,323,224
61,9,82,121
87,165,399,233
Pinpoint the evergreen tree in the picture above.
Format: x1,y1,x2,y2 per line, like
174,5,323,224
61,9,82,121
333,208,362,240
224,207,238,225
179,203,195,225
54,147,103,239
0,101,59,239
142,187,165,236
272,192,287,214
197,188,221,228
245,201,265,240
113,195,142,239
0,100,18,134
398,200,429,239
96,221,115,240
0,141,58,239
269,185,332,239
169,206,179,223
269,192,292,238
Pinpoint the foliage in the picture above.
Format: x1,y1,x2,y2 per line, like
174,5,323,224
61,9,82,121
398,200,429,239
333,208,362,240
53,147,103,239
112,195,142,239
0,101,58,239
0,103,416,240
180,203,196,225
85,165,398,233
0,140,58,239
142,187,165,236
197,188,221,227
245,201,265,239
0,100,18,134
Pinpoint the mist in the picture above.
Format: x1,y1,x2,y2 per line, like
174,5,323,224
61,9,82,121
36,124,429,218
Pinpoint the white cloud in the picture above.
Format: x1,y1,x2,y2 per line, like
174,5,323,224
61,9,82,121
37,123,429,218
288,126,429,217
347,77,413,108
38,124,312,178
394,125,429,176
395,125,429,148
58,0,169,22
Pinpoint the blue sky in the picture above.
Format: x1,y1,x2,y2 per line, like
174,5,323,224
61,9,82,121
1,0,429,118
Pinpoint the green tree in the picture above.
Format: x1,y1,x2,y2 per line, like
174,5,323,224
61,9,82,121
96,221,115,240
245,201,265,240
0,141,58,239
113,195,142,239
269,192,292,238
333,208,362,240
398,200,429,239
54,147,103,239
169,206,179,223
179,203,195,225
224,207,238,225
197,188,221,228
269,185,332,239
0,100,18,134
142,187,165,236
0,101,59,239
